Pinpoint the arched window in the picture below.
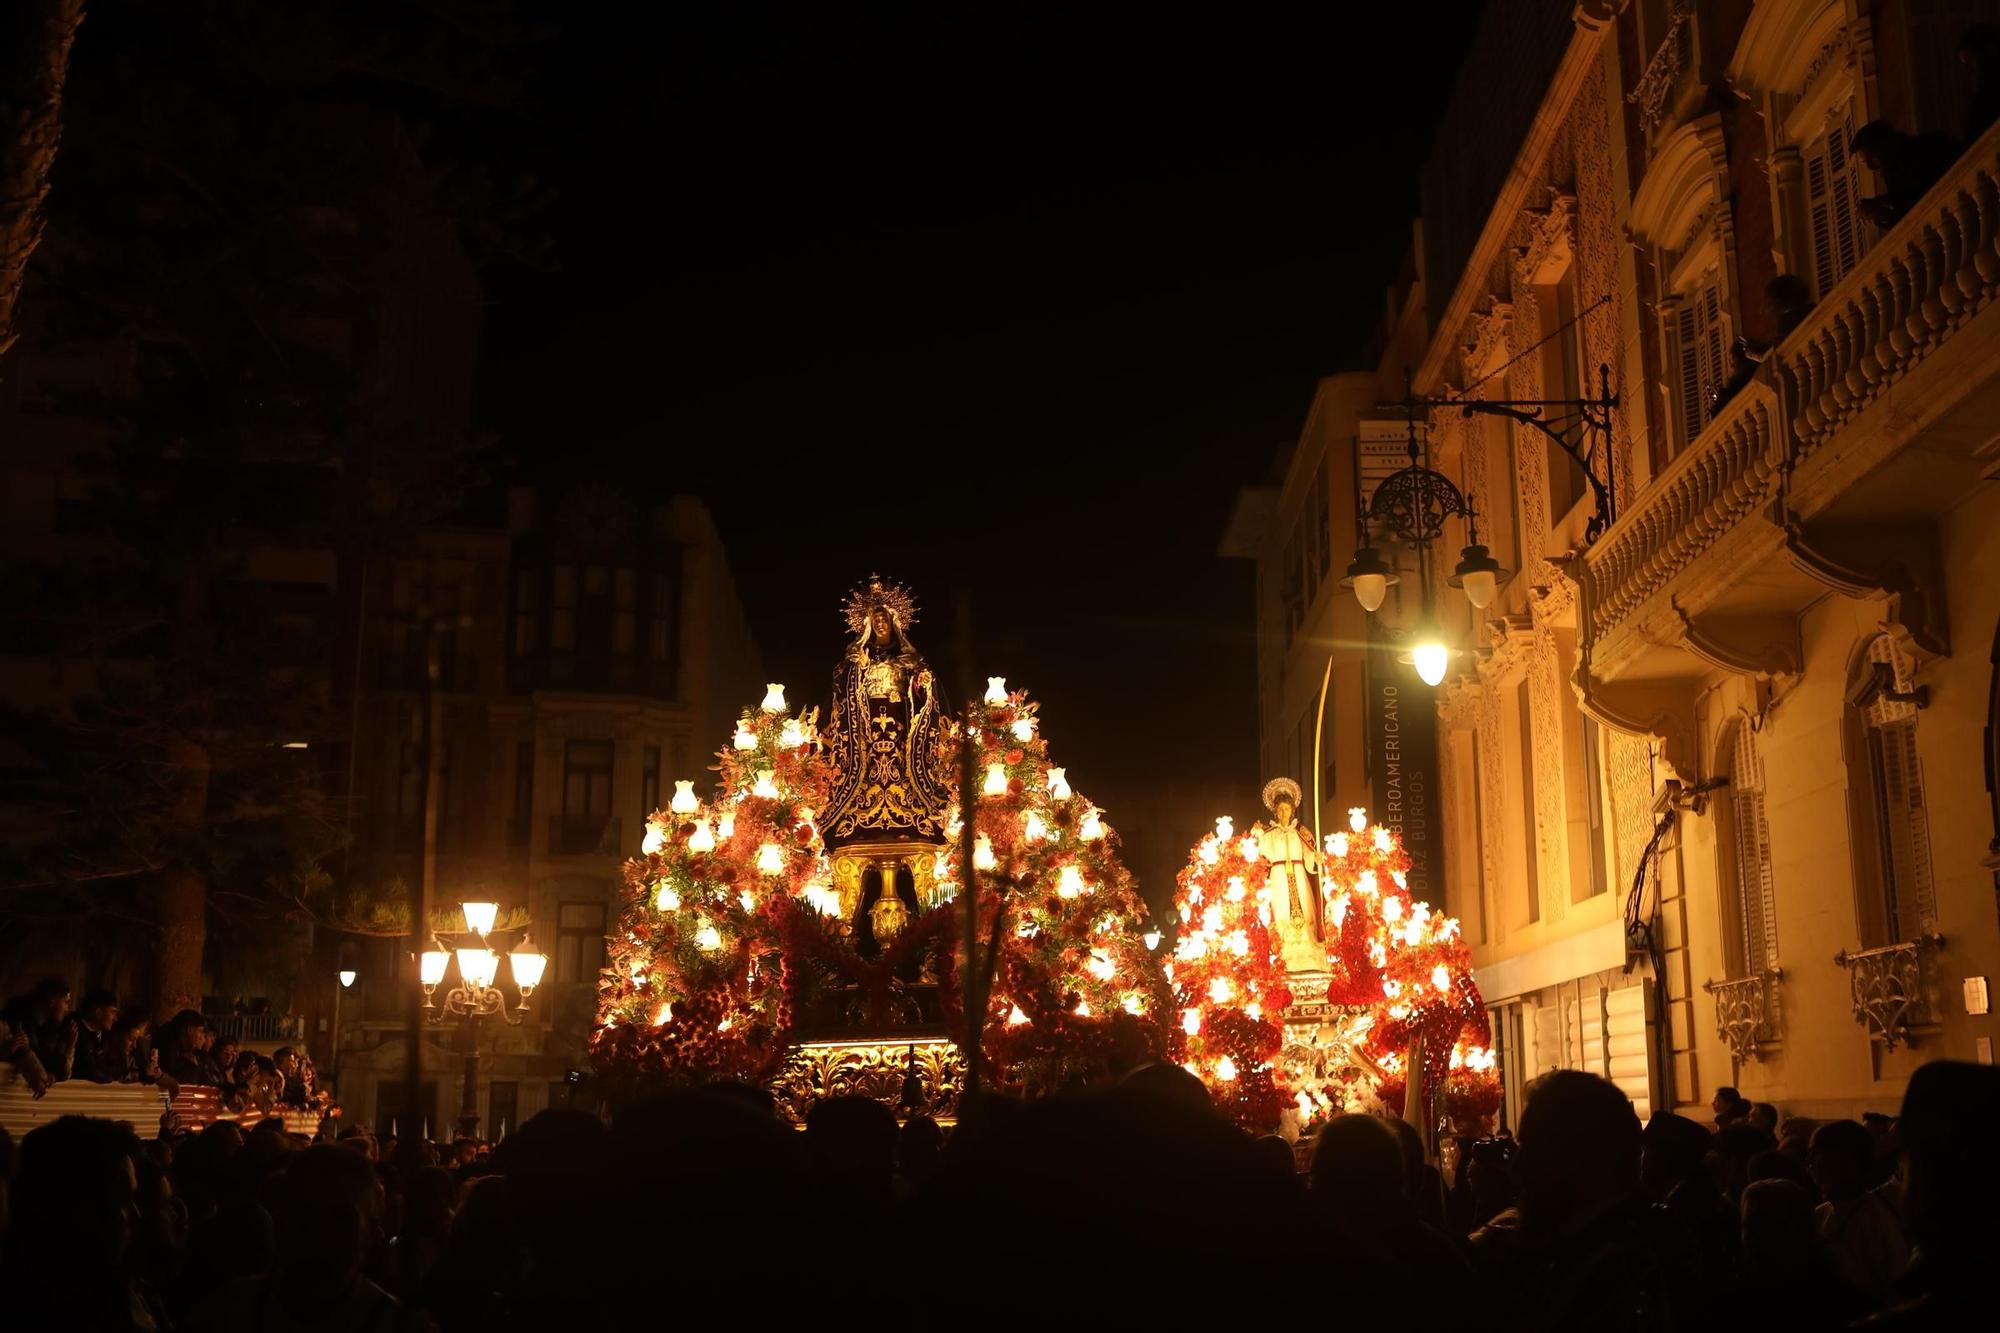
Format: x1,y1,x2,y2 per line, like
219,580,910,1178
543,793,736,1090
1846,636,1937,945
1719,723,1778,977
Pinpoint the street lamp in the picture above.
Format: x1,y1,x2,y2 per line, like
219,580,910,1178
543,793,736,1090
331,968,358,1099
419,900,547,1139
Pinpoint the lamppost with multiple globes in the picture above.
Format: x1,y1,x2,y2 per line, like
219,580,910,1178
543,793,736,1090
418,900,547,1139
1339,365,1618,685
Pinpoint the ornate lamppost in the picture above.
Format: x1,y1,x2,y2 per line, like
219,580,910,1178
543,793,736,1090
1339,366,1619,683
418,901,547,1139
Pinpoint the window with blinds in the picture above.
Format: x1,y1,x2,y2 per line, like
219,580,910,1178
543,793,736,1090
1805,111,1865,300
1674,277,1728,448
1858,637,1938,945
1724,726,1779,977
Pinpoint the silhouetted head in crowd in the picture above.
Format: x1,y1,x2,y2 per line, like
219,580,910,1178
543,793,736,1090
1516,1070,1641,1229
1747,1101,1779,1134
1739,1178,1818,1275
1896,1061,2000,1270
898,1113,945,1189
804,1094,900,1206
3,1114,142,1304
1807,1119,1873,1203
272,1146,384,1298
1311,1114,1406,1234
1745,1148,1810,1189
1641,1111,1713,1201
1118,1059,1214,1115
1711,1085,1747,1124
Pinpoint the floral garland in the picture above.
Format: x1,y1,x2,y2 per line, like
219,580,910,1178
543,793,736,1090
1166,818,1290,1130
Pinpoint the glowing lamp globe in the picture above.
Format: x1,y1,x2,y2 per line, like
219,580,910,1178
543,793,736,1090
1010,717,1034,742
1144,929,1162,951
1348,807,1369,833
511,941,548,993
1079,808,1104,840
1342,545,1400,613
654,882,680,912
760,683,787,714
1215,815,1234,840
757,843,785,875
695,925,723,952
1412,637,1450,687
716,811,735,841
1047,768,1071,800
460,901,499,936
687,818,716,853
984,676,1008,704
733,721,758,751
1449,542,1509,610
419,950,449,989
1215,1055,1239,1081
641,824,666,855
752,769,780,799
983,762,1008,796
337,969,357,989
669,780,699,815
1024,811,1049,841
779,718,807,748
456,947,500,991
1057,865,1086,898
973,835,997,871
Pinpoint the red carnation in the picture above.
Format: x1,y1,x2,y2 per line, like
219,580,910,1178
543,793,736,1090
1007,777,1024,795
1005,748,1024,765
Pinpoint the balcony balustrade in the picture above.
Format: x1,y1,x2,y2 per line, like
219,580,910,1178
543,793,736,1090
1577,118,2000,699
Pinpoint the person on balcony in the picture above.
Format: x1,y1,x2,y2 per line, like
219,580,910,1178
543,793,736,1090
69,989,125,1083
1960,26,2000,143
1852,121,1959,229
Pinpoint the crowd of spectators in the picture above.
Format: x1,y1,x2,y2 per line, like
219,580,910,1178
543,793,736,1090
2,978,330,1119
0,1047,1993,1331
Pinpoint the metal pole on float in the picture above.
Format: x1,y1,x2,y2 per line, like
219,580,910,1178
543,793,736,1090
1312,655,1332,914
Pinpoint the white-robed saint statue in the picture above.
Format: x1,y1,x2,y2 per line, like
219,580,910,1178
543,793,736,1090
1258,777,1325,973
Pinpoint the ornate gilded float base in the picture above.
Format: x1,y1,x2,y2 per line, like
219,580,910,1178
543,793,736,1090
1277,970,1382,1115
771,1037,964,1126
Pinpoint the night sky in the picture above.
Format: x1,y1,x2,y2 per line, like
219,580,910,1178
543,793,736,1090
489,5,1483,801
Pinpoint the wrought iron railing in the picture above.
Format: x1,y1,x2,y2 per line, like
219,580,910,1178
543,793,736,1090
1702,969,1782,1063
1832,935,1945,1049
209,1012,303,1043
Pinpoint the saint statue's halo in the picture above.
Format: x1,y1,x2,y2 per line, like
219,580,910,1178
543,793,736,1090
842,576,919,636
1261,776,1303,814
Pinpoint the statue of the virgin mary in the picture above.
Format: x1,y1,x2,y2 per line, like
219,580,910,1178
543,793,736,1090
821,577,953,849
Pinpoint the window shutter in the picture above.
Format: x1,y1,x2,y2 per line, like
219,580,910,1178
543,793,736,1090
1676,304,1703,443
1806,143,1835,298
1827,115,1862,283
1699,283,1727,411
1729,727,1779,975
1873,715,1936,941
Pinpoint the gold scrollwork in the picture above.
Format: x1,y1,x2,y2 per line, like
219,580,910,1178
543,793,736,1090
770,1039,965,1125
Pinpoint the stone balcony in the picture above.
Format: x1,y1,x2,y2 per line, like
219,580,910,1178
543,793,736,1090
1573,119,2000,770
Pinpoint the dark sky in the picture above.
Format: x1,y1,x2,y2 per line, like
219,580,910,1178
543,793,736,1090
491,5,1482,800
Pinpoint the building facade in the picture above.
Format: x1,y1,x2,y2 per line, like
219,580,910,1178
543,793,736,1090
1239,0,2000,1125
332,485,760,1135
